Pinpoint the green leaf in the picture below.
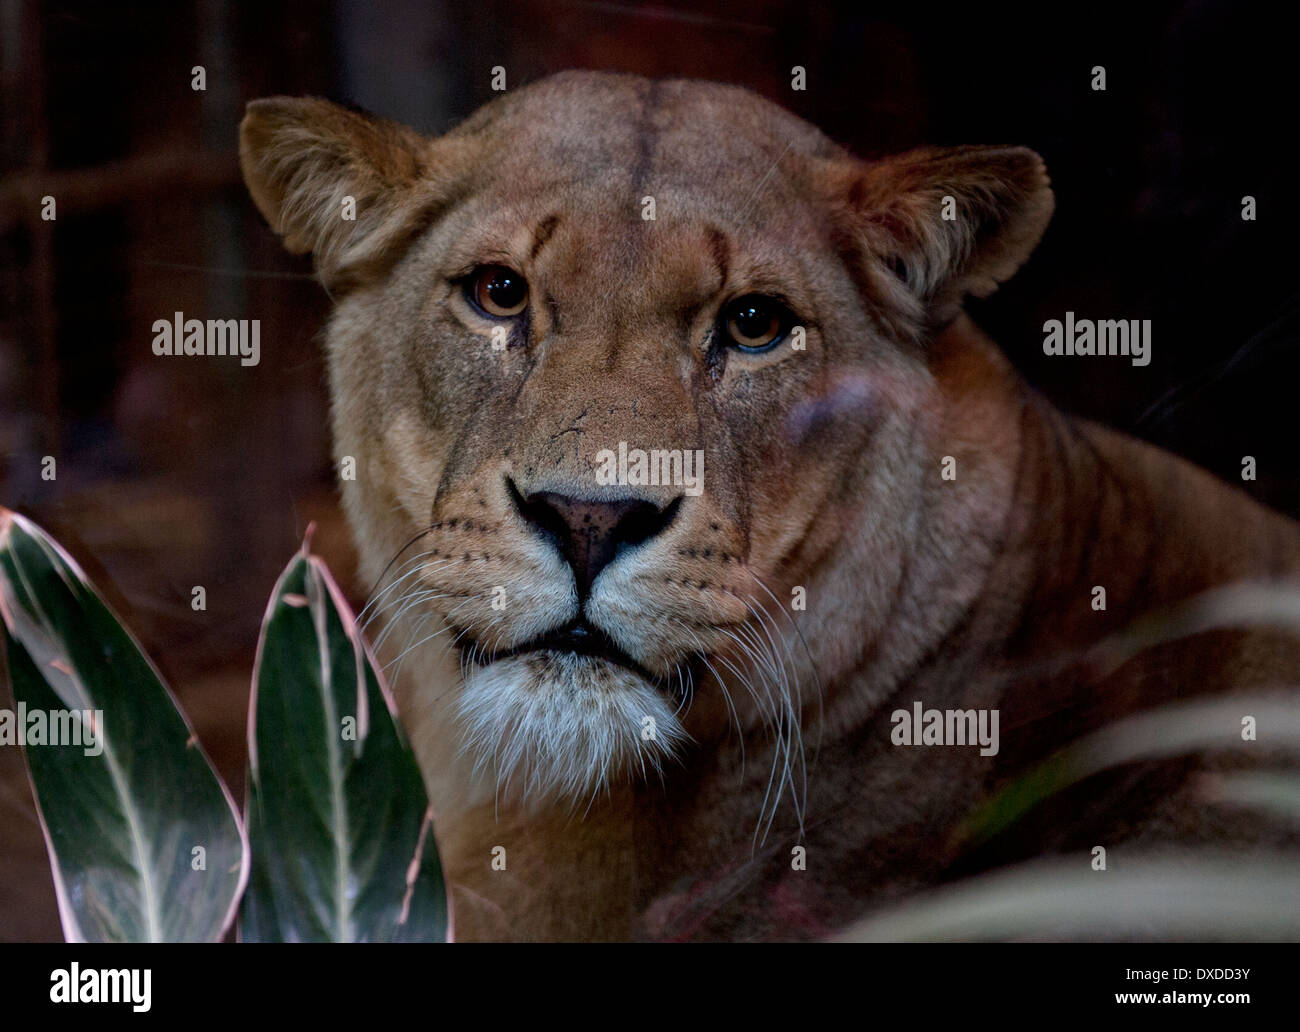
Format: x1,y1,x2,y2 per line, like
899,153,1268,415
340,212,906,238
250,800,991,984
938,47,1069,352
958,693,1300,848
837,854,1300,941
0,508,248,942
241,536,447,942
1202,770,1300,822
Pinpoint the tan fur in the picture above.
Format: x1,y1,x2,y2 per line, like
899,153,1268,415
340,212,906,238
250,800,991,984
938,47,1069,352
240,71,1300,941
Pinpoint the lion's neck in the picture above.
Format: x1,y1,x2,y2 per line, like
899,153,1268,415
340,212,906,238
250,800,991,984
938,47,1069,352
806,313,1300,843
827,314,1295,745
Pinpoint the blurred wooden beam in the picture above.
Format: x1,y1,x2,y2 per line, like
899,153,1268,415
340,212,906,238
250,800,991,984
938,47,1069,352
0,150,240,232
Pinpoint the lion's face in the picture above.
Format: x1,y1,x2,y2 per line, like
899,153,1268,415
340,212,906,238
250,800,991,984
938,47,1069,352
240,71,1053,805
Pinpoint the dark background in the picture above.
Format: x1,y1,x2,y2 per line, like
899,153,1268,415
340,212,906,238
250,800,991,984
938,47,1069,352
0,0,1295,940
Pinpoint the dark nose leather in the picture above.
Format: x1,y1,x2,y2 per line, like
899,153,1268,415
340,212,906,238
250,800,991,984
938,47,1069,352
513,487,681,598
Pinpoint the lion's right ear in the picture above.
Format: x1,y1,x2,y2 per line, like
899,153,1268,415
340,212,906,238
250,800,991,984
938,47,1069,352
239,97,466,288
818,145,1054,334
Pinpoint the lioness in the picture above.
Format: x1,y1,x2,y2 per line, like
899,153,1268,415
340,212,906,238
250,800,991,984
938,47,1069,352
239,71,1300,941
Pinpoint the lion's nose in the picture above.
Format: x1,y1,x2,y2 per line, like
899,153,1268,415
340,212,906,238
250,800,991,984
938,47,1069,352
510,483,681,598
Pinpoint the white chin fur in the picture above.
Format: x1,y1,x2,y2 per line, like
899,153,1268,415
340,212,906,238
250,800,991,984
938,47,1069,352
456,652,688,805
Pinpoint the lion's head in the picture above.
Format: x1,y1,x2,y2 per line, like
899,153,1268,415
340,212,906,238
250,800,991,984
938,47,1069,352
240,71,1053,810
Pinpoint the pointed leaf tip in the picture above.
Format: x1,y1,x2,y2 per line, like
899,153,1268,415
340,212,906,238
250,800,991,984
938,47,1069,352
0,511,248,942
242,546,446,942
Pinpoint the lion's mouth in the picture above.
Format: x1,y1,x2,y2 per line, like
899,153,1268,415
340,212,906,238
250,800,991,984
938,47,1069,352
459,619,663,685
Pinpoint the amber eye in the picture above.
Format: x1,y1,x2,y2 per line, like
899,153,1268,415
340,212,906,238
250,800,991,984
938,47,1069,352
467,264,529,317
720,294,793,352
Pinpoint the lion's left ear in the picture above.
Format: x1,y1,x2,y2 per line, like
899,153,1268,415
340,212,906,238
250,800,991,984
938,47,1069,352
239,96,474,289
823,145,1054,327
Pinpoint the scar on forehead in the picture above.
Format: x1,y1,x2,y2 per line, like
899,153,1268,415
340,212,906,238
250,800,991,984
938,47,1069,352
705,225,730,293
529,214,561,261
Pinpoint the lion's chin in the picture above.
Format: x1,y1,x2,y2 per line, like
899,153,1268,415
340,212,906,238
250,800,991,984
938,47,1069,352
455,651,688,806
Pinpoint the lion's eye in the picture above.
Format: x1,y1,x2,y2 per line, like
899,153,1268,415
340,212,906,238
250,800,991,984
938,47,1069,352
467,265,529,317
720,294,792,353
